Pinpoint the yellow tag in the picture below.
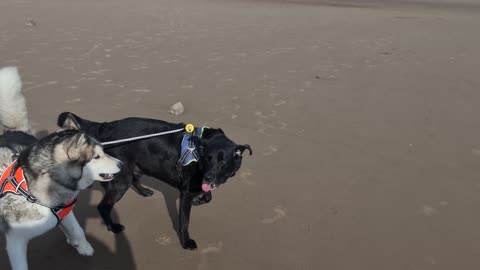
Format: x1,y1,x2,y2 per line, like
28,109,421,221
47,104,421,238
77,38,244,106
185,124,195,133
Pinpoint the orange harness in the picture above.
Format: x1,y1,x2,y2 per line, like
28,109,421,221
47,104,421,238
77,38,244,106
0,161,77,226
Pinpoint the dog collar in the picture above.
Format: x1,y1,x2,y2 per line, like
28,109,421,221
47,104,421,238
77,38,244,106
0,160,77,226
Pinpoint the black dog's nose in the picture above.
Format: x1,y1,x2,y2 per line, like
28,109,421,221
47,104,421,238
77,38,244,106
205,175,214,183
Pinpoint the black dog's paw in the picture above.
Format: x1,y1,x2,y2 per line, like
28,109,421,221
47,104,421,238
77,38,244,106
182,239,198,250
138,187,154,197
192,192,212,206
108,223,125,233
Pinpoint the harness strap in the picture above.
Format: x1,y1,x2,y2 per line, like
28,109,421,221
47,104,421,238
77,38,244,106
0,160,77,225
50,198,77,226
176,126,208,179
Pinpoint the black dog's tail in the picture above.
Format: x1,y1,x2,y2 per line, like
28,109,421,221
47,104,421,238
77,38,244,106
0,67,30,133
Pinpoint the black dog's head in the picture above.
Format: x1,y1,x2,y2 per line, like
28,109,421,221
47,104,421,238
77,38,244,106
193,128,252,192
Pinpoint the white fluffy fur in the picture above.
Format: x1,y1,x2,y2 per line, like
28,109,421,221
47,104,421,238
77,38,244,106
0,67,30,132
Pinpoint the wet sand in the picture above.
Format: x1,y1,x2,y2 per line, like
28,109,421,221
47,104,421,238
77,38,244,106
1,0,480,269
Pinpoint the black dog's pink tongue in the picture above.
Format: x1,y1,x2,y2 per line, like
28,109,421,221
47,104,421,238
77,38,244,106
201,183,212,192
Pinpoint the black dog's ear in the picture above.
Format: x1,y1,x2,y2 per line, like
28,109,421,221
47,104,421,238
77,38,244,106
58,112,82,130
57,112,72,127
235,144,253,156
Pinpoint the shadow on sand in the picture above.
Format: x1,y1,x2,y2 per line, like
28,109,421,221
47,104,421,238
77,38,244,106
0,185,137,270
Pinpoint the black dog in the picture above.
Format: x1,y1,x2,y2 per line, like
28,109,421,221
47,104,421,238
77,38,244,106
57,112,252,250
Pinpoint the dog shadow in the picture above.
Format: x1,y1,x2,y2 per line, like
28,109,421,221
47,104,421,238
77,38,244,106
140,177,180,232
0,186,137,270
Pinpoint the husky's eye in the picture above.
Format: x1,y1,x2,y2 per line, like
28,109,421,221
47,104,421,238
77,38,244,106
94,155,100,160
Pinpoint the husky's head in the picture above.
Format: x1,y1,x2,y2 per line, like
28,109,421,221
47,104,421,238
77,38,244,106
20,124,122,191
60,131,122,190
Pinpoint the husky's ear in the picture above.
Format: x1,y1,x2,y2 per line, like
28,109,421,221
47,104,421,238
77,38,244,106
66,133,94,163
61,113,81,130
66,134,81,160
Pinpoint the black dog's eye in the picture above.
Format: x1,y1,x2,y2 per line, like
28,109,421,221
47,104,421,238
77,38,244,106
233,154,241,161
94,155,100,160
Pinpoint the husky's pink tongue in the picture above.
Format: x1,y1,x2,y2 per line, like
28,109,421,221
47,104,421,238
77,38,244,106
202,183,212,192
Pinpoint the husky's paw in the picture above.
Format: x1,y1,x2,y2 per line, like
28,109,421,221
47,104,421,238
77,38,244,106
76,241,94,256
67,239,94,256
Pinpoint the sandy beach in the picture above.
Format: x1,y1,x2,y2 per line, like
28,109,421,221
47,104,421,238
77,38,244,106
1,0,480,269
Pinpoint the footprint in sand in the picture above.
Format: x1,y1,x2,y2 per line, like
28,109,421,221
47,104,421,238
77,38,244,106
255,111,268,119
201,242,224,254
198,242,224,270
472,148,480,156
268,110,278,118
155,234,172,246
131,89,151,93
257,125,270,136
65,98,82,103
425,256,437,265
239,169,255,186
77,77,96,82
263,146,278,156
131,64,148,71
278,121,288,130
262,206,288,224
274,100,287,107
421,205,438,217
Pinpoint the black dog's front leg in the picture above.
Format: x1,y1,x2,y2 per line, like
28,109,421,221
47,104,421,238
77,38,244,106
179,191,197,250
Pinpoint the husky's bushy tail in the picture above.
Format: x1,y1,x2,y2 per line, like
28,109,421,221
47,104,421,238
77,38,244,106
0,67,30,132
